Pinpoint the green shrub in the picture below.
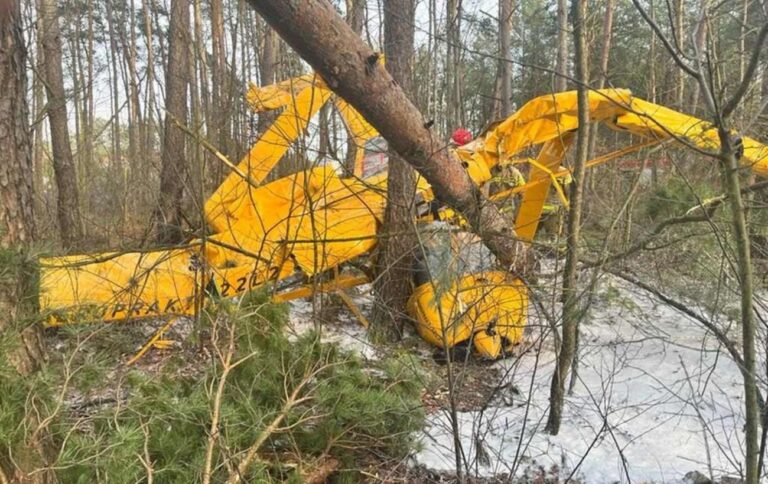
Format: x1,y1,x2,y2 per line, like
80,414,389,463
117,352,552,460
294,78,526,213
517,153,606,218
55,293,425,482
643,177,716,221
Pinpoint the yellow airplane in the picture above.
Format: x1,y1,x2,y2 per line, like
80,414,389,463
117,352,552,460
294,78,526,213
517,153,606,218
39,74,768,359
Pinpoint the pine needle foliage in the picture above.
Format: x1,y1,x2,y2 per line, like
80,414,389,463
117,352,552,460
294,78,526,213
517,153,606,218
53,290,425,482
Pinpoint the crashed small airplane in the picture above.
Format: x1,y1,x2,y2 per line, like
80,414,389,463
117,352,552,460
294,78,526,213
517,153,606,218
39,72,768,360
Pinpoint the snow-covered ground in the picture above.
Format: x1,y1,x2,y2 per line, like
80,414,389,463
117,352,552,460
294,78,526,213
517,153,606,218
286,286,379,361
286,275,758,482
416,274,750,483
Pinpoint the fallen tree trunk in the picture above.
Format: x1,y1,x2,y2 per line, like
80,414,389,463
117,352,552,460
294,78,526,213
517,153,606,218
245,0,532,277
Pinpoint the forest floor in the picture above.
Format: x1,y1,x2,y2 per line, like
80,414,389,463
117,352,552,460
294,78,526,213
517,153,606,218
45,262,757,483
285,270,754,483
414,274,752,483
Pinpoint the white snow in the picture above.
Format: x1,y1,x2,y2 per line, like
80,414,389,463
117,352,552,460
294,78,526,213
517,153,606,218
415,274,752,483
286,285,379,361
281,272,763,482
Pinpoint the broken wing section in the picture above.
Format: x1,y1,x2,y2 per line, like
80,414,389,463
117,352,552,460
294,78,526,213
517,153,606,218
40,247,204,325
206,77,333,232
205,166,387,299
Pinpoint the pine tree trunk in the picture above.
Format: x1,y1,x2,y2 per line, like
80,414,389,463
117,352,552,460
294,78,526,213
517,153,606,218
38,0,82,247
371,0,418,339
343,0,365,173
649,0,658,185
498,0,514,117
68,25,85,222
105,0,123,173
152,0,190,244
82,0,94,200
33,27,45,210
555,0,569,91
586,0,613,161
346,0,364,35
546,0,589,436
190,21,204,204
445,0,462,132
210,0,231,177
0,3,56,481
211,0,226,127
257,24,276,134
193,0,211,139
126,0,142,193
687,0,708,111
142,0,156,157
674,0,686,108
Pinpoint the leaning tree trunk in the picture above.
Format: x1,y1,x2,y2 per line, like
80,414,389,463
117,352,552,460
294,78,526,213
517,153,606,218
545,0,589,436
152,0,190,244
0,2,56,481
246,0,532,278
371,0,418,339
38,0,82,247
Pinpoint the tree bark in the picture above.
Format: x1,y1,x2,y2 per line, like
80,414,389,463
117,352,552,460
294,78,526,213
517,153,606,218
446,0,462,132
105,0,123,177
0,2,56,481
649,0,658,185
142,0,156,157
87,0,95,196
126,0,142,189
343,0,365,173
371,0,418,339
345,0,364,35
69,20,85,220
246,0,532,278
210,0,233,166
719,129,760,483
193,0,211,147
555,0,569,91
1,3,34,250
498,0,514,117
687,0,709,111
674,0,686,108
32,20,45,208
38,0,82,247
256,24,277,134
152,0,190,244
545,0,589,436
586,0,613,161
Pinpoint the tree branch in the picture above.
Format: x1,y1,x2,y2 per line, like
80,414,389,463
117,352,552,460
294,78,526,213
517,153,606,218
631,0,698,78
722,20,768,119
246,0,533,278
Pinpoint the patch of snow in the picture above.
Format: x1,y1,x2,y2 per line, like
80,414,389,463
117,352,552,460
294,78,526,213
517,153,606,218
414,274,751,483
286,287,379,361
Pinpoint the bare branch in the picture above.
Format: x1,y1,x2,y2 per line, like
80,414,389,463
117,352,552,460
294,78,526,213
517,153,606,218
631,0,698,78
605,267,766,411
722,20,768,119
